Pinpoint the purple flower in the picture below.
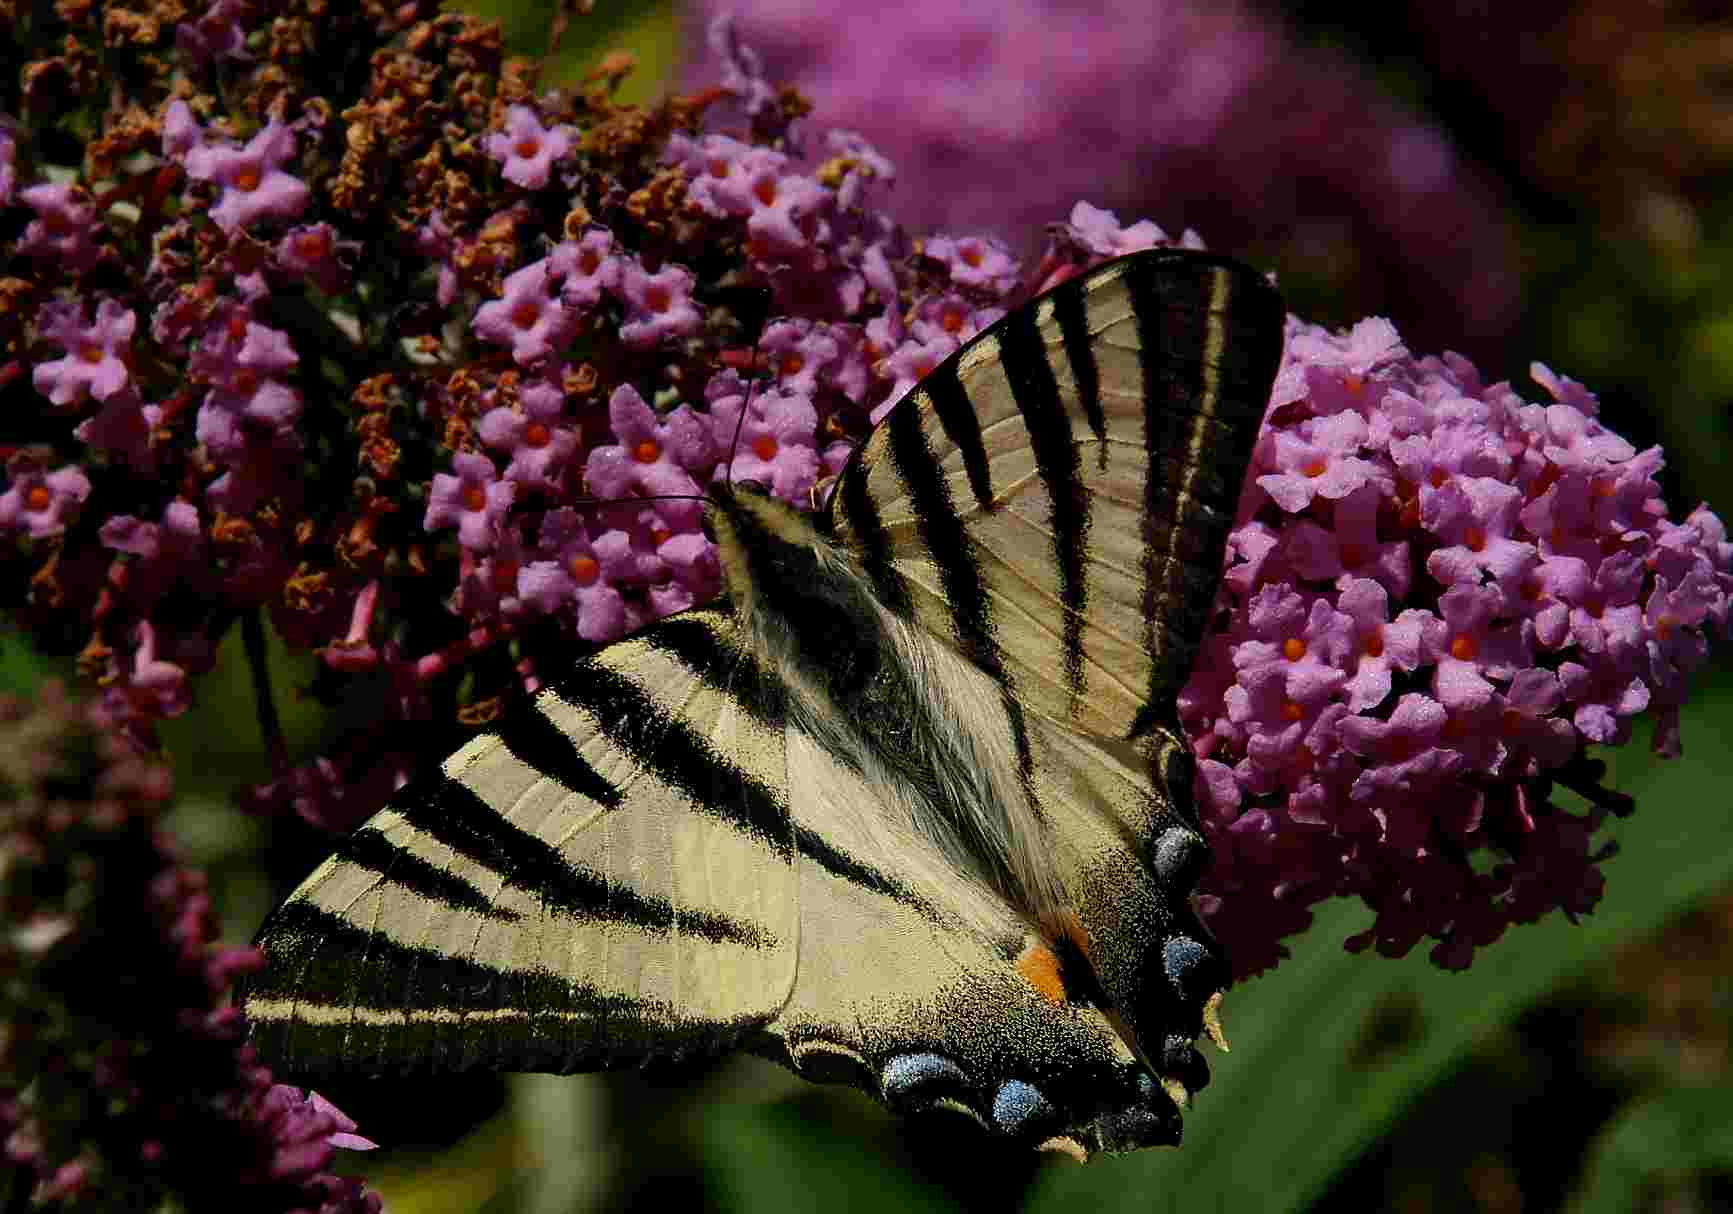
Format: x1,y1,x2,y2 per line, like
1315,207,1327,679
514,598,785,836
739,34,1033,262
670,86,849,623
760,319,840,396
17,182,103,272
74,389,164,470
472,258,576,365
32,297,136,405
275,224,350,294
1255,410,1385,513
0,121,15,206
684,0,1523,347
923,233,1020,293
478,377,579,492
550,227,621,310
0,461,91,537
583,385,713,528
616,259,703,350
1432,583,1534,711
710,384,822,503
425,452,514,552
1335,578,1443,712
183,120,311,234
484,105,575,189
518,508,633,642
176,0,250,68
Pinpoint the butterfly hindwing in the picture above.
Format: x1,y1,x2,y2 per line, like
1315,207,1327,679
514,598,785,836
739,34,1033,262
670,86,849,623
245,608,798,1076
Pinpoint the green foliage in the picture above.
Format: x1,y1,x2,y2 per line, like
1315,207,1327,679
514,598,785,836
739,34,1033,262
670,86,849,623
1570,1087,1733,1213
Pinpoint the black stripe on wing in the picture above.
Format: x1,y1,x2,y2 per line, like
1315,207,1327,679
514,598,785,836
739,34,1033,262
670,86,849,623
361,782,775,947
884,400,1036,786
923,366,995,510
249,902,761,1076
836,452,912,615
543,661,793,857
639,611,786,726
1051,281,1108,468
1122,253,1283,741
995,305,1092,711
335,825,517,921
493,706,622,810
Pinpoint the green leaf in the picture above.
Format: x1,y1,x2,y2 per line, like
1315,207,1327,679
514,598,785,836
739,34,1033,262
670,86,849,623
699,1100,958,1214
1028,665,1733,1214
1569,1087,1733,1214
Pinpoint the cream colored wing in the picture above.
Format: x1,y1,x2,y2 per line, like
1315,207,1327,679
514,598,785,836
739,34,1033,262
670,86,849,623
758,722,1190,1157
827,250,1283,743
245,608,799,1076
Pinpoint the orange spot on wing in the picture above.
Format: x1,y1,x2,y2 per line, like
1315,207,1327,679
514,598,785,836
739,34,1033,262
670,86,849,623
1015,940,1068,1006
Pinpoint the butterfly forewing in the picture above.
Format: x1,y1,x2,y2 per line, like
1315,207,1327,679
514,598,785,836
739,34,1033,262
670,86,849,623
245,608,798,1076
829,251,1283,743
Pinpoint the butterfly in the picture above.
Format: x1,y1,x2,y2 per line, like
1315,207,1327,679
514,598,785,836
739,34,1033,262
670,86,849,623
242,248,1285,1160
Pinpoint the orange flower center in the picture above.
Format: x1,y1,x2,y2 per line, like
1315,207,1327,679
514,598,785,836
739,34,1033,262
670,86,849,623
780,354,804,377
511,300,542,330
514,138,542,160
1449,634,1478,661
525,421,551,448
25,485,51,511
650,527,671,546
941,306,966,334
1428,468,1449,488
234,166,261,192
1655,613,1676,641
462,485,488,512
1343,373,1365,395
579,249,601,275
1464,526,1487,553
79,345,105,365
298,230,331,258
1280,700,1304,722
961,245,983,268
228,312,250,340
633,439,660,464
569,553,599,585
1363,630,1384,658
1302,460,1328,478
752,435,778,461
645,283,672,314
707,157,730,179
1282,637,1306,661
753,178,778,206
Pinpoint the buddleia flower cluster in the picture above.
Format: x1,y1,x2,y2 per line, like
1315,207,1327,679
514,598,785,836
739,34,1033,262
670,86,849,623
0,0,1725,1031
1179,326,1733,975
0,683,380,1210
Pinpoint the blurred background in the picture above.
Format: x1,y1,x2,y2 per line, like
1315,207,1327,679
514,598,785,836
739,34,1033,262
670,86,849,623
19,0,1733,1210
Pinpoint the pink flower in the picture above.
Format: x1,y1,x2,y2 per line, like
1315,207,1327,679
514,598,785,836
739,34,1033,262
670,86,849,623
582,385,713,528
0,461,91,538
472,258,577,366
183,120,311,233
484,105,575,189
616,259,703,350
424,452,513,553
33,298,136,405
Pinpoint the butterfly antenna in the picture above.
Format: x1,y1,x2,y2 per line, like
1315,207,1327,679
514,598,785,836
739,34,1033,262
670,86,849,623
718,285,774,491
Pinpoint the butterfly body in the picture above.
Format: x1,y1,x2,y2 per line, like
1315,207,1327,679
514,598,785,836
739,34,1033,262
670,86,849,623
243,249,1285,1158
